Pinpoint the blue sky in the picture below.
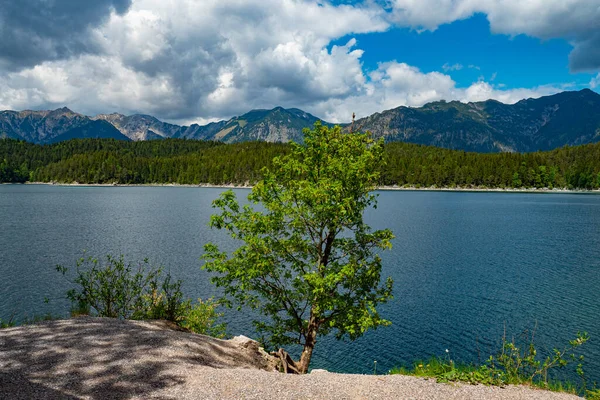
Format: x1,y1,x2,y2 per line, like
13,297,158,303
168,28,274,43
0,1,599,124
332,13,586,90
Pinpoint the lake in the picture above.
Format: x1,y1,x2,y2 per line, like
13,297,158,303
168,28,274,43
1,185,599,381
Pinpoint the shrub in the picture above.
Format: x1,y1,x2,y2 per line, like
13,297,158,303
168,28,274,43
57,255,166,319
57,254,226,337
180,298,227,338
141,273,189,322
487,330,589,387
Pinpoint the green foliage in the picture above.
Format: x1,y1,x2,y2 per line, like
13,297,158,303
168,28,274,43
0,156,29,183
390,331,591,396
487,330,589,388
57,254,226,337
180,298,227,338
57,255,167,319
2,137,600,189
381,142,600,190
140,272,190,322
0,317,15,329
586,389,600,400
203,123,394,372
0,138,287,184
390,357,498,386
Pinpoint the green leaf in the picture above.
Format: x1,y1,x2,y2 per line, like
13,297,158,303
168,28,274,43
202,123,394,372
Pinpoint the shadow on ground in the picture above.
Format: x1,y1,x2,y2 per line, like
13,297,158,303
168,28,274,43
0,317,272,399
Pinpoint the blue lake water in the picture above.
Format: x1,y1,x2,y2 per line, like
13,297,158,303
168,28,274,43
1,185,599,381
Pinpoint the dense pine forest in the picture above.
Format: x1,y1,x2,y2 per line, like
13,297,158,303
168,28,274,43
1,138,600,189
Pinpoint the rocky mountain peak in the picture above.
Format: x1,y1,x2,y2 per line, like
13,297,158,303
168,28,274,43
1,89,599,151
47,107,77,117
352,89,600,152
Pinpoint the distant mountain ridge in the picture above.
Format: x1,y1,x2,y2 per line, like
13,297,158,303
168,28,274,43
1,89,599,152
93,106,325,143
352,89,600,152
0,107,129,144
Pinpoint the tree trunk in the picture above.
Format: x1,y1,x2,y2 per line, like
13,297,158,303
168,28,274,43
297,324,317,374
271,323,318,374
273,348,300,374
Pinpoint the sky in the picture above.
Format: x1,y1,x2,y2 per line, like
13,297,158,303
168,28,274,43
0,0,599,125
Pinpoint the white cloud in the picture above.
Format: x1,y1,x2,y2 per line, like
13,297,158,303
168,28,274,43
591,73,600,89
309,62,561,123
460,81,559,104
0,0,390,120
0,55,181,115
0,0,583,125
442,63,463,72
387,0,600,72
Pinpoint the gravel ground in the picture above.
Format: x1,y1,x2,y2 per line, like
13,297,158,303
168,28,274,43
0,318,582,400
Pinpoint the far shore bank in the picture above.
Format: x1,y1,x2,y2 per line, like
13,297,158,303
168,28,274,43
10,181,600,194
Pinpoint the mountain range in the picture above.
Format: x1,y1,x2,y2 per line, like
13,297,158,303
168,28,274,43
351,88,600,152
1,89,599,152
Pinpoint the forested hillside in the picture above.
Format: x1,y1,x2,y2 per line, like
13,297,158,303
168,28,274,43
382,142,600,189
1,138,599,189
0,139,288,185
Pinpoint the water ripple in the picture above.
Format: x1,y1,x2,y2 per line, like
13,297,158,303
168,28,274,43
1,186,599,381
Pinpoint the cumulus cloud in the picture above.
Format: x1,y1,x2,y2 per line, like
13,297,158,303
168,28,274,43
311,62,561,122
0,0,585,124
0,0,390,120
460,81,559,104
0,55,182,115
387,0,600,72
0,0,132,71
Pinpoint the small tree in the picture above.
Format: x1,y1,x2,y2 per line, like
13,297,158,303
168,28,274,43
203,122,394,373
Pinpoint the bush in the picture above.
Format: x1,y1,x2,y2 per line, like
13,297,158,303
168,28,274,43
180,298,227,338
487,330,589,387
586,389,600,400
57,255,167,319
141,272,189,322
57,254,226,336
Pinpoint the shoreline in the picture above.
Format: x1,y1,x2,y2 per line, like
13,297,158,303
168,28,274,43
0,318,579,400
23,181,254,189
13,181,600,194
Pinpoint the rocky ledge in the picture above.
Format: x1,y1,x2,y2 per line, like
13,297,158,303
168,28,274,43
0,318,580,400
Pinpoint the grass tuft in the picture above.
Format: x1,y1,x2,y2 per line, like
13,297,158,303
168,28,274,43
390,331,596,398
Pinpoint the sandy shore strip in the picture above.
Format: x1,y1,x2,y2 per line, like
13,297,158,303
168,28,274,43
14,181,600,194
0,318,582,400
